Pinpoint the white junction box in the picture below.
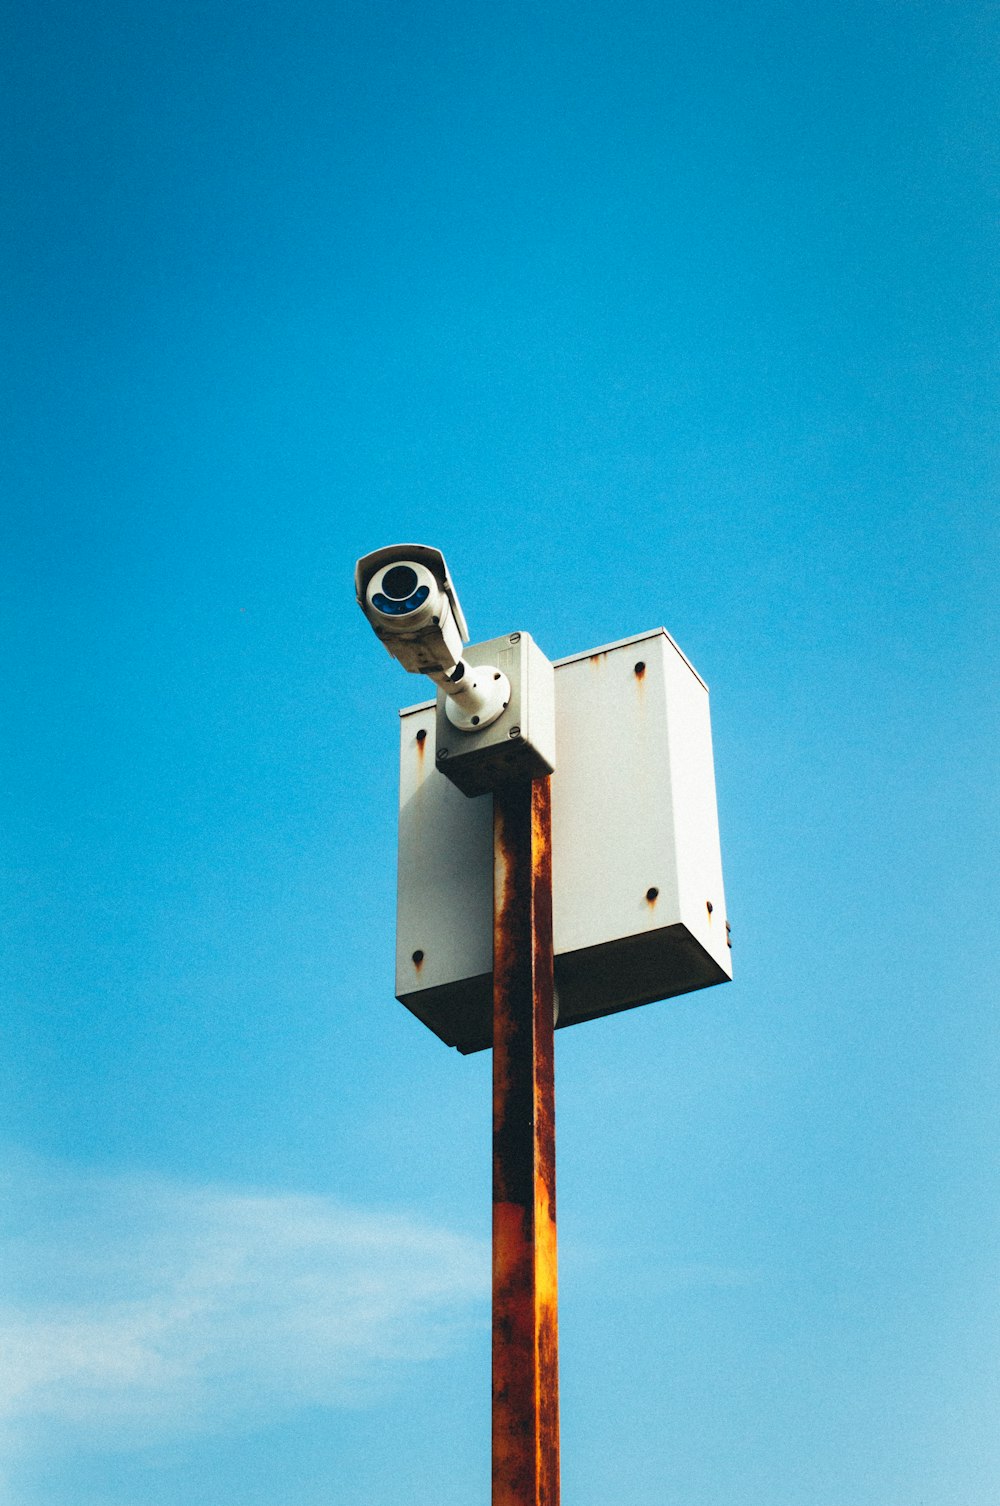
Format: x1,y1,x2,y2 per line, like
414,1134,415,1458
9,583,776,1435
396,628,731,1053
434,631,556,797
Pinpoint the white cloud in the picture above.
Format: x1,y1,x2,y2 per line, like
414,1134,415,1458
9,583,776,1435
0,1154,488,1452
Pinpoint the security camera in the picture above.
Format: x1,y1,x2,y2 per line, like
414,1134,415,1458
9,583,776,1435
355,544,468,679
355,544,510,731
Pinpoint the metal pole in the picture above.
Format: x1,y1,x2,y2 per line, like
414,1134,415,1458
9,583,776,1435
492,776,560,1506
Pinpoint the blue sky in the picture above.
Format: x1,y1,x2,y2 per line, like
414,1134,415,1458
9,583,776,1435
3,1,998,1501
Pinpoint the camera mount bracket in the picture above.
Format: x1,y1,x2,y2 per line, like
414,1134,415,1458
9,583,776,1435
443,660,511,733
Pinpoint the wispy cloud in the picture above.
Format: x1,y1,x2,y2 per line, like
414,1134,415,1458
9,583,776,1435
0,1153,488,1451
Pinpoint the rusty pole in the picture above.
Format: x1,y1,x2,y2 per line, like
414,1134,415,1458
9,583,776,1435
492,776,560,1506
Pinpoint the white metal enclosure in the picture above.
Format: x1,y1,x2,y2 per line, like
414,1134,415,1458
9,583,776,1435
395,628,731,1052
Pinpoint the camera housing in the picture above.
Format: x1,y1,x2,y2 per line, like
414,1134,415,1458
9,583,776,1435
355,544,470,680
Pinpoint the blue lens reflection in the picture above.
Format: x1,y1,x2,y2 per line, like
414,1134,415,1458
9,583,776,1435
372,585,430,615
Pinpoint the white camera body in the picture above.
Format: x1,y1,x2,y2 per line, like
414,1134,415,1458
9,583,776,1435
355,544,469,680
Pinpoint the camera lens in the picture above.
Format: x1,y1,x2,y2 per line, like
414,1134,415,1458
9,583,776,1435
381,565,419,600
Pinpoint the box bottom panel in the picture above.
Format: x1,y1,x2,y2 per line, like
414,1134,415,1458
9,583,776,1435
397,923,730,1053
